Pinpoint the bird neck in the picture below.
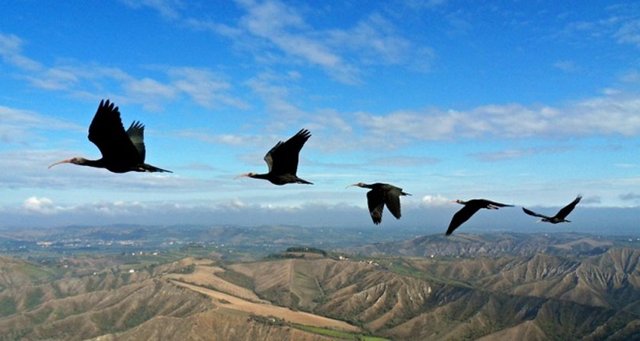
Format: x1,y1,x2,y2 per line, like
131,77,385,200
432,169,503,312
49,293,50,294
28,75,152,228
78,158,105,168
249,173,270,180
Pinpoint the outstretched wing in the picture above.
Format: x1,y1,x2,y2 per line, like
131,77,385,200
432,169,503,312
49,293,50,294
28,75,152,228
263,129,311,175
384,188,403,220
446,205,481,235
481,199,513,208
88,100,140,165
126,121,146,162
367,189,385,225
522,207,550,219
555,195,581,220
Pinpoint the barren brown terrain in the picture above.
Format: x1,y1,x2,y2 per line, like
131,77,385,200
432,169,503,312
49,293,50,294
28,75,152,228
1,232,640,340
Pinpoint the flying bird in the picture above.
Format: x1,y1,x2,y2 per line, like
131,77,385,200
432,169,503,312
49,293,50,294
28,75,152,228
49,99,171,173
238,129,313,185
348,182,411,225
522,195,582,224
446,199,513,235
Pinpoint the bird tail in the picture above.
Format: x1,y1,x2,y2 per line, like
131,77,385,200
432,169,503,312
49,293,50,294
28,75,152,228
139,164,172,173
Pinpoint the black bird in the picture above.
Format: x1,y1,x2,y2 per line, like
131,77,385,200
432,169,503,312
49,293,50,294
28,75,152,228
446,199,513,235
522,195,582,224
348,182,411,225
239,129,312,185
49,99,171,173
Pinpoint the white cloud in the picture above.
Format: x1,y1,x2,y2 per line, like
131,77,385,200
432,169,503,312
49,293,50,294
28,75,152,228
614,18,640,47
119,0,184,19
124,77,178,110
0,33,245,111
0,106,81,144
23,196,58,214
327,13,434,71
553,60,579,73
560,5,640,49
168,67,248,109
470,146,571,162
175,130,272,147
126,1,434,83
0,33,42,71
357,90,640,141
620,192,640,201
421,194,451,206
236,0,359,83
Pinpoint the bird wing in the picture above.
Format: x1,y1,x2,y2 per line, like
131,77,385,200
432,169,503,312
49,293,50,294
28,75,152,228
126,121,146,162
263,129,311,175
367,189,385,225
522,207,550,219
446,205,481,235
263,142,281,172
555,195,582,220
480,199,513,208
384,188,403,219
88,100,141,164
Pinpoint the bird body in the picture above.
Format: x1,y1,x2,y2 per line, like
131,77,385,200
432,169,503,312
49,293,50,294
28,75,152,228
49,100,171,173
349,182,410,224
522,195,582,224
240,129,312,185
446,199,513,235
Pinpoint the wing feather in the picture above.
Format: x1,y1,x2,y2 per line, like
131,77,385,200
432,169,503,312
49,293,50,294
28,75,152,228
480,199,513,208
263,129,311,175
88,100,140,165
126,121,146,162
367,189,385,225
522,207,550,219
555,195,581,220
446,205,481,235
384,188,403,219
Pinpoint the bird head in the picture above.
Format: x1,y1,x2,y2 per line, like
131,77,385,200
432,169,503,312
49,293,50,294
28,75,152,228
48,157,85,169
234,172,255,179
453,199,466,205
346,182,366,189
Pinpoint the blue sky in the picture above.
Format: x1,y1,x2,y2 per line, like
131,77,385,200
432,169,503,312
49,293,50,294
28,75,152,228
1,0,639,231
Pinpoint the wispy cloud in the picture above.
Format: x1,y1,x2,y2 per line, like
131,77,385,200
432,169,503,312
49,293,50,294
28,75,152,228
238,0,359,82
326,13,435,72
119,0,184,19
0,32,246,111
560,4,640,49
470,146,571,162
245,71,306,128
357,90,640,142
613,17,640,48
123,0,434,83
620,192,640,201
553,60,580,73
168,67,249,109
0,33,42,71
371,156,439,167
0,106,80,144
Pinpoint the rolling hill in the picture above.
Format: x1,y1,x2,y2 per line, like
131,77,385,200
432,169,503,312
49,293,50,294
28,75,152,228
0,232,639,340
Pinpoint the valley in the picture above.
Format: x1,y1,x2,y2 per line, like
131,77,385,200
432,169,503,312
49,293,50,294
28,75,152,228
1,226,640,340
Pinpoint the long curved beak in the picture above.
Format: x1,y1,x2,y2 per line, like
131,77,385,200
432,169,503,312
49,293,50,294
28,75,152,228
345,183,358,189
234,173,250,180
48,159,72,169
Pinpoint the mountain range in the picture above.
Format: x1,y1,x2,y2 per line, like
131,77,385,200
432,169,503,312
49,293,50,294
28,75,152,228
1,231,639,340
